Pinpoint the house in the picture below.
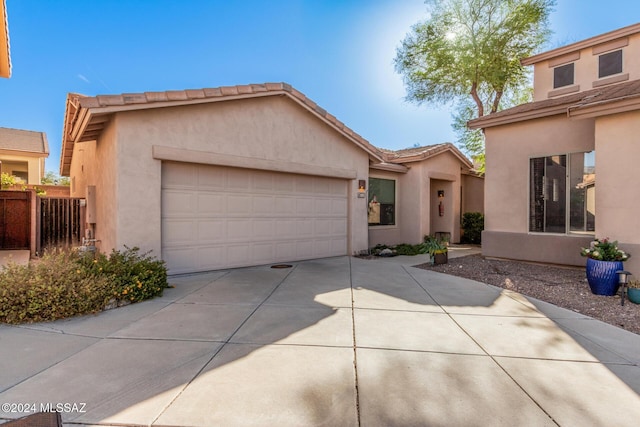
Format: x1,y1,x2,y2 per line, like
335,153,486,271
469,22,640,273
0,127,49,185
0,0,10,78
61,83,481,274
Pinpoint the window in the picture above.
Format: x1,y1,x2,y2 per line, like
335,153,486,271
553,63,574,88
599,50,622,78
529,151,595,234
368,177,395,226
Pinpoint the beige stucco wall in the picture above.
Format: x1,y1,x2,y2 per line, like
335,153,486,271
533,33,640,101
462,174,484,214
484,115,595,234
369,151,467,247
483,114,596,266
594,110,640,273
77,96,372,258
68,118,119,253
0,153,45,185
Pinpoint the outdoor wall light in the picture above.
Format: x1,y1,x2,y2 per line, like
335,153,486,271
438,190,444,199
616,270,631,306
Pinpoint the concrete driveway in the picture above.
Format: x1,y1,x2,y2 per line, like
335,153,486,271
1,253,639,426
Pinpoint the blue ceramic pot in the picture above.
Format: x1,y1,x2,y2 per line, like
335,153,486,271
586,258,623,296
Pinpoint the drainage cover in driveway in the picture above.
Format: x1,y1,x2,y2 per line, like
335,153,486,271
271,264,293,269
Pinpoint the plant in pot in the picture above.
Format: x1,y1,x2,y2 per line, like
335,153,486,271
424,235,448,265
580,238,630,296
627,279,640,305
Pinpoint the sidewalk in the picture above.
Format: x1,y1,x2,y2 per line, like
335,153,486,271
1,254,639,426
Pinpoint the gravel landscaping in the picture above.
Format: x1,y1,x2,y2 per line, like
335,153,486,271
416,253,640,335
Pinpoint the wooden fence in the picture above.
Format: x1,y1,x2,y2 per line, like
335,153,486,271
40,198,83,250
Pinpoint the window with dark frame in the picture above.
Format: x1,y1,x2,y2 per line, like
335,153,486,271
368,177,395,226
529,152,595,234
599,50,623,78
553,63,574,88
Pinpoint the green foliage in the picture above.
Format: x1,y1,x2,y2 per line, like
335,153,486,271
423,235,448,254
461,212,484,244
0,251,113,323
78,246,168,304
395,0,554,169
1,172,16,189
580,238,630,262
41,171,71,186
0,247,168,324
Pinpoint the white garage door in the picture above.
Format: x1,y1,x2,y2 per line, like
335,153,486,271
161,162,349,273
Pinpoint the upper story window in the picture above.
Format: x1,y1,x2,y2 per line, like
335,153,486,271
598,49,623,78
553,63,574,88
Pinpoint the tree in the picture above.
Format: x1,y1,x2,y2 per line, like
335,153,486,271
395,0,554,170
41,171,70,186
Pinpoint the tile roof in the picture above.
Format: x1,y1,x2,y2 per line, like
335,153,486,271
381,142,473,168
61,82,476,175
468,79,640,129
0,127,49,155
61,83,386,175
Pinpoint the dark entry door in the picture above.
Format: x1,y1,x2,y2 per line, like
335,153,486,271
0,191,30,249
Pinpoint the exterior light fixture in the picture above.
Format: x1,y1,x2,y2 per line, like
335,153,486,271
616,270,631,306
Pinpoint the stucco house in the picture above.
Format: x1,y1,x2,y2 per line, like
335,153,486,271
0,0,10,78
61,83,481,274
469,22,640,273
0,127,49,185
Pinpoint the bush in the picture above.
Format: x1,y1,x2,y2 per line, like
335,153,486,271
461,212,484,244
0,247,168,324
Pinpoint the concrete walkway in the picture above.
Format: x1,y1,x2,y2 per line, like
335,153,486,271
1,254,639,426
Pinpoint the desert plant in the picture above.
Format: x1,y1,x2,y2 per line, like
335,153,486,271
461,212,484,244
0,247,168,324
0,250,114,323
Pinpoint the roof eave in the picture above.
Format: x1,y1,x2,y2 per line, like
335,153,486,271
568,94,640,119
468,105,569,129
0,0,10,78
522,22,640,66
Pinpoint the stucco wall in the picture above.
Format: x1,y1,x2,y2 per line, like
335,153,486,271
368,151,468,247
594,110,640,274
462,174,484,214
483,115,596,266
69,119,119,252
484,115,595,234
533,33,640,101
108,96,371,258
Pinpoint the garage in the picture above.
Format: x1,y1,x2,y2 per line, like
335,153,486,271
161,162,349,273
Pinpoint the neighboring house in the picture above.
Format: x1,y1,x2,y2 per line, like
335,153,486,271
469,22,640,273
61,83,481,274
0,127,49,185
0,0,10,78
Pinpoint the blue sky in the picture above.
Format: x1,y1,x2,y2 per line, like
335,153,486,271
1,0,639,175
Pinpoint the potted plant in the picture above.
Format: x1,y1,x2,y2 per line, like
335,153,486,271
580,238,630,296
627,280,640,305
424,235,448,265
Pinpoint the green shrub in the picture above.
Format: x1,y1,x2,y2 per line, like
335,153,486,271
0,247,168,324
461,212,484,244
78,246,168,304
0,251,113,323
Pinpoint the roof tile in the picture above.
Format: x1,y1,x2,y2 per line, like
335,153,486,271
122,93,148,104
144,92,169,102
237,85,254,94
166,90,189,101
185,89,206,99
96,95,125,106
220,86,239,96
0,127,48,154
203,87,223,97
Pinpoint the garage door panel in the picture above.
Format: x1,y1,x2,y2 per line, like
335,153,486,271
162,162,197,188
197,220,226,242
163,219,197,245
197,193,226,216
162,191,197,216
227,220,253,241
227,195,252,215
162,163,348,272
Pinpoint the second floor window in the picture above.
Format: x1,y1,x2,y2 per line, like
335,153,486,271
553,63,574,88
599,50,623,78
